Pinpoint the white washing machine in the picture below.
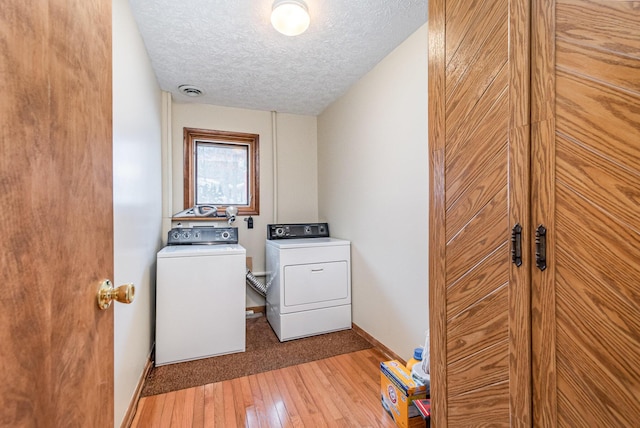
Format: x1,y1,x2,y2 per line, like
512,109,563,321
155,227,246,366
266,223,351,342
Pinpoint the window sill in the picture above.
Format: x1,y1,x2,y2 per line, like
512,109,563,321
171,216,233,222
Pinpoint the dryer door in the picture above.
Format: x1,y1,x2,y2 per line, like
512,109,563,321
283,261,349,309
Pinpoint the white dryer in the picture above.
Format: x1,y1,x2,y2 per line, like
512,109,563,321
156,227,246,366
266,224,351,342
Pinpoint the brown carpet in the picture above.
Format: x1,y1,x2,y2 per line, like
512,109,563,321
141,315,373,397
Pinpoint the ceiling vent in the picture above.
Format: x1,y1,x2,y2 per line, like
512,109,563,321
178,84,204,97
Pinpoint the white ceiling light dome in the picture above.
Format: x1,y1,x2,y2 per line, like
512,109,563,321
271,0,310,36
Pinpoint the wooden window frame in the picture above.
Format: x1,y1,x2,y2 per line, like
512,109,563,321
182,127,260,219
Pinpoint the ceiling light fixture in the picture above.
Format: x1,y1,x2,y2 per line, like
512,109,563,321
271,0,310,36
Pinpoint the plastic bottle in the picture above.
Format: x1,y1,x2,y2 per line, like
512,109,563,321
406,347,423,371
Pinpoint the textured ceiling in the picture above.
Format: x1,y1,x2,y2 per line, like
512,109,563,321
129,0,428,116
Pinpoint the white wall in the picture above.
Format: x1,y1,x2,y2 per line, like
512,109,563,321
168,105,318,307
317,23,429,360
274,114,319,224
112,0,163,425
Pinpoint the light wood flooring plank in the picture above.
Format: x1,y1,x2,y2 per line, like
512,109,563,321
222,380,238,426
202,384,215,425
263,369,298,427
191,386,205,428
253,372,284,428
131,349,411,428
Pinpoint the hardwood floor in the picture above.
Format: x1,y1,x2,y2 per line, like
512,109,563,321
131,348,424,427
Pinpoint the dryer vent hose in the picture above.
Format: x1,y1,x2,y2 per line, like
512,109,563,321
246,268,268,297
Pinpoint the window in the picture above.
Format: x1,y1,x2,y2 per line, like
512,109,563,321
182,128,259,218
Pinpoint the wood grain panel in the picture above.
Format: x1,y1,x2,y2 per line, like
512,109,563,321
445,186,508,283
506,13,532,416
556,184,640,304
435,0,640,425
557,135,640,231
446,0,508,98
555,252,640,424
555,330,637,428
431,0,520,424
556,0,640,57
556,70,640,174
445,66,508,161
534,0,640,426
556,39,640,93
445,0,488,63
2,0,113,426
554,185,640,424
448,340,509,397
447,283,509,363
508,0,531,127
445,155,508,243
530,117,558,428
445,93,508,200
445,20,508,126
447,381,510,426
530,0,555,123
445,138,507,220
444,79,508,241
49,0,113,426
428,0,448,425
506,110,532,428
446,243,509,320
0,1,53,425
554,181,640,424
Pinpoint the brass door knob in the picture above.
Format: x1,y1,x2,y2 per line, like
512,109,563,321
97,279,135,310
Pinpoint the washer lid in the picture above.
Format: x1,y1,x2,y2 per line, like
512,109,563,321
266,237,350,249
157,244,246,258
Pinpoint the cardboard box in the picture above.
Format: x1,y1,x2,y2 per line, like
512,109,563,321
380,360,428,428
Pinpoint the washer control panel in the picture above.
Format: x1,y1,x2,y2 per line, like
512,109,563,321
167,227,238,245
267,223,330,240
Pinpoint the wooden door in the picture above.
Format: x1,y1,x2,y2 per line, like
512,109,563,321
531,1,640,426
429,0,531,425
0,0,113,426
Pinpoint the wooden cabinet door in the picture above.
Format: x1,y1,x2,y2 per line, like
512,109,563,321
428,0,532,425
431,0,639,426
531,1,640,426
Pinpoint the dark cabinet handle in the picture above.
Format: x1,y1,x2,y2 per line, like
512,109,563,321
511,223,523,267
536,225,547,271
